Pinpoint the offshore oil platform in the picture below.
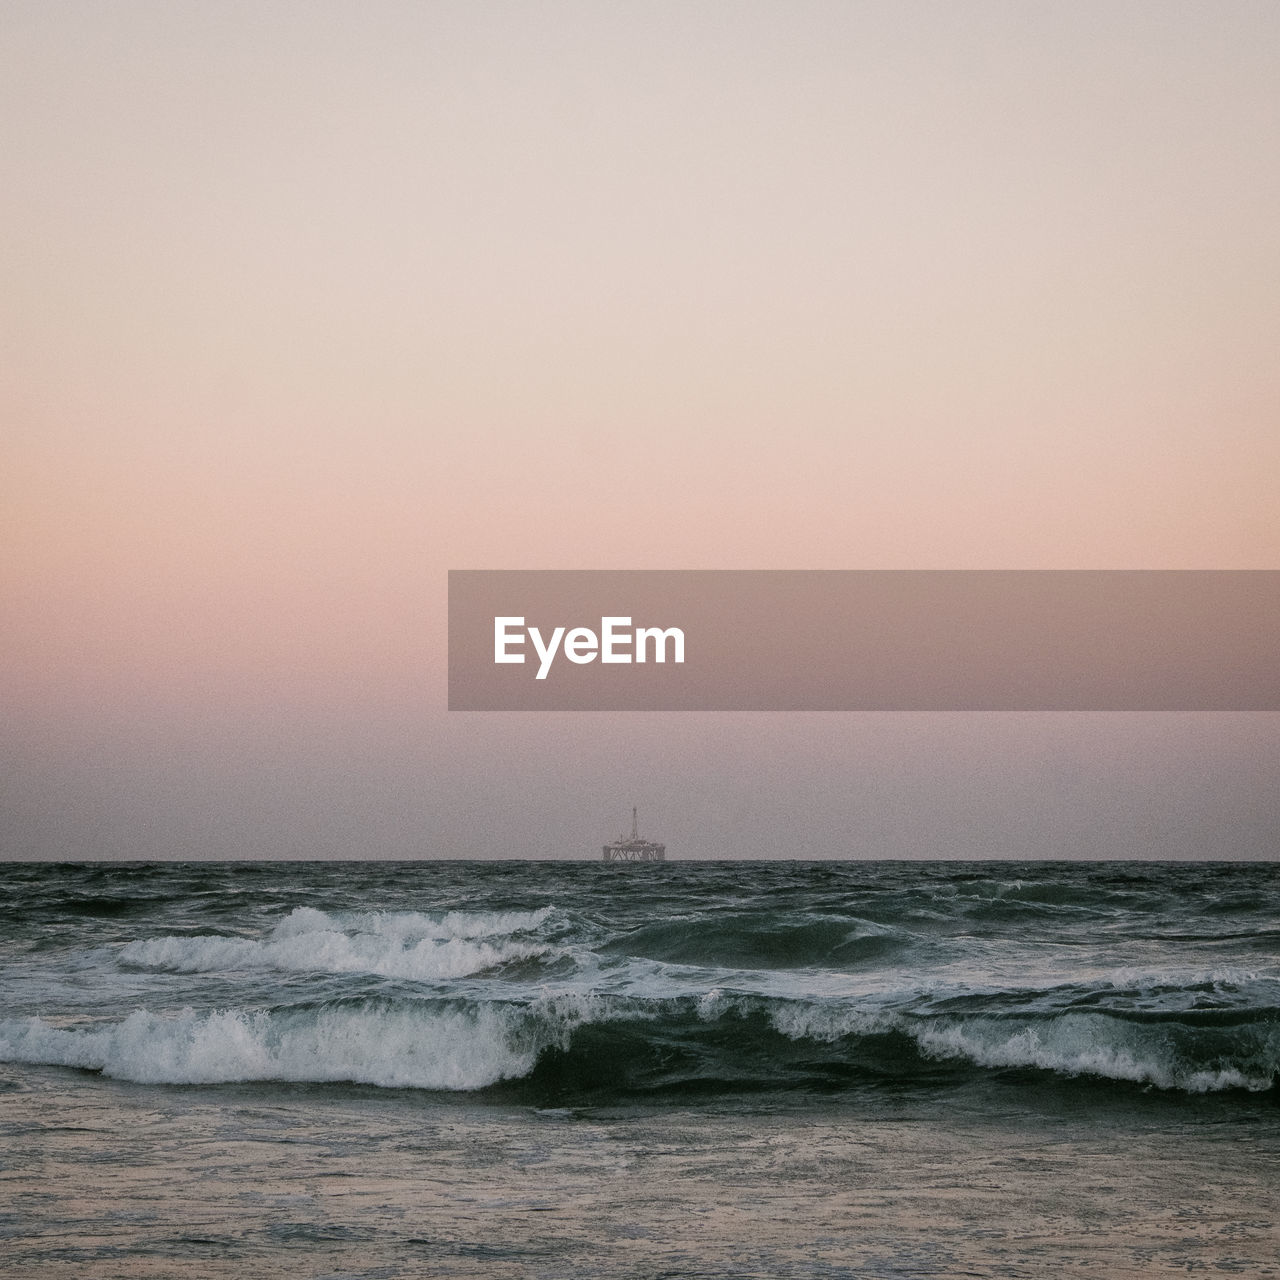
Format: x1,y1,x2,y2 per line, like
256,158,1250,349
602,807,666,862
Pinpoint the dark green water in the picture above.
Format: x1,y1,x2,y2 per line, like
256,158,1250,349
2,861,1278,1278
2,860,1277,1105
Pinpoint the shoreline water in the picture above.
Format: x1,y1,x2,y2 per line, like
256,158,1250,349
4,1062,1278,1279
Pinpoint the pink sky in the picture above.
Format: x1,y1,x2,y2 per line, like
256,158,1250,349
3,2,1278,858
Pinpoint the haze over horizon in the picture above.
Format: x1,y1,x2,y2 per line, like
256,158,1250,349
3,3,1278,861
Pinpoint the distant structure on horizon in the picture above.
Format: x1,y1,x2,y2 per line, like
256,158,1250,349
602,807,666,862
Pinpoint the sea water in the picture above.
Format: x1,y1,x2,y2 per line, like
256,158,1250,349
2,860,1277,1277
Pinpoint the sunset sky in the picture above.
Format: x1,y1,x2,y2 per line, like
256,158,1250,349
3,2,1278,859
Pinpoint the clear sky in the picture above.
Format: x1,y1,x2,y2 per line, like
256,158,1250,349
3,1,1278,859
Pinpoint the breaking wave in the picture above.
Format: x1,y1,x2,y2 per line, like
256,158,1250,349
0,995,596,1091
118,906,557,983
2,989,1275,1098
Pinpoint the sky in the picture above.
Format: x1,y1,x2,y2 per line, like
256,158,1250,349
3,1,1278,860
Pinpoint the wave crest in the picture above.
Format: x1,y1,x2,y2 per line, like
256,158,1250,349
0,995,594,1090
119,906,556,983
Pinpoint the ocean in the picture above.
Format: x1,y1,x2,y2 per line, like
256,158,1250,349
1,859,1277,1278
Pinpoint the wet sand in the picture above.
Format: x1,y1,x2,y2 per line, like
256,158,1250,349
3,1065,1277,1279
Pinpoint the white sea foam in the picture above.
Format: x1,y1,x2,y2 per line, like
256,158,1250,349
912,1013,1279,1093
0,993,596,1090
119,906,555,983
765,1000,895,1043
1100,964,1274,990
755,994,1280,1093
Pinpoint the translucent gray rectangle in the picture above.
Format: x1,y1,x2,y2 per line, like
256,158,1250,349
448,571,1280,710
